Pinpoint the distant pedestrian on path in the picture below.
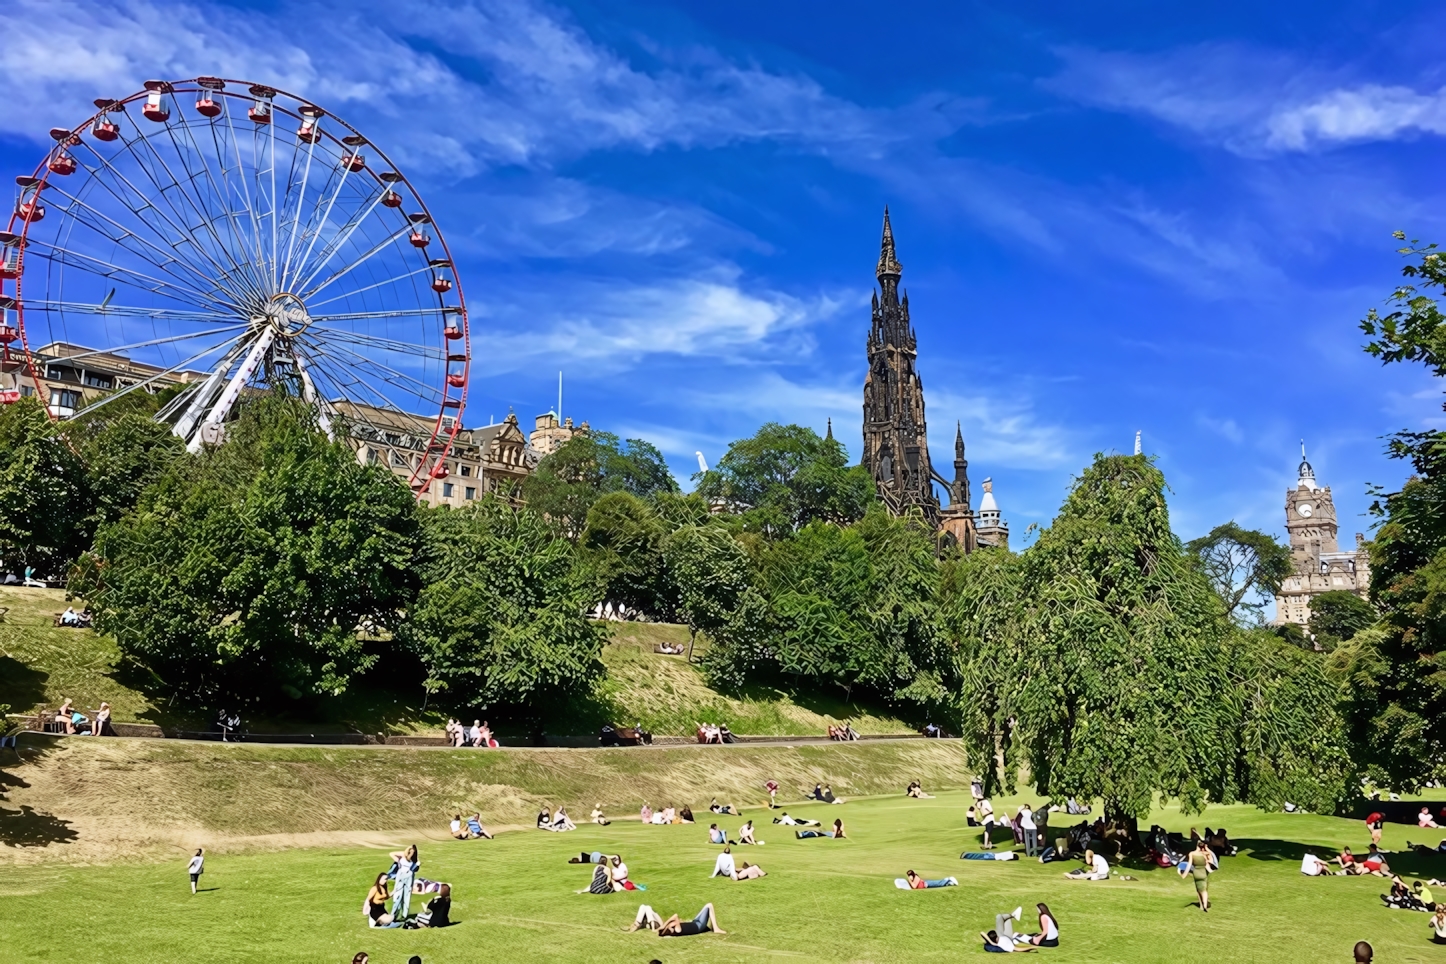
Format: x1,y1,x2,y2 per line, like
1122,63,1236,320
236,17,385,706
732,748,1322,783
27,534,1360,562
188,849,204,893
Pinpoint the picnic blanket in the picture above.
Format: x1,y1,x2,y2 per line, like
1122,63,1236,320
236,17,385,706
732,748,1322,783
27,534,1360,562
960,851,1018,860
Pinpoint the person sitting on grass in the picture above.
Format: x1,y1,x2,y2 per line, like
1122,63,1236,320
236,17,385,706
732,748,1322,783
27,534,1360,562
610,855,638,891
906,781,933,799
711,846,737,879
1064,849,1109,880
466,813,493,839
56,699,76,735
92,702,111,737
981,929,1032,953
537,806,552,830
679,806,694,824
737,820,763,845
577,861,613,895
708,824,733,845
1381,875,1423,910
365,874,400,928
552,806,577,832
1419,808,1441,829
1300,853,1333,877
1027,904,1059,947
904,870,957,889
640,802,653,824
450,814,469,840
591,804,610,826
1335,846,1358,873
797,818,845,840
710,797,739,815
1431,906,1446,944
414,883,451,928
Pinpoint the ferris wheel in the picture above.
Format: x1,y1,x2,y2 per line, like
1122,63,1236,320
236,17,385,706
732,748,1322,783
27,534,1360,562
0,76,469,491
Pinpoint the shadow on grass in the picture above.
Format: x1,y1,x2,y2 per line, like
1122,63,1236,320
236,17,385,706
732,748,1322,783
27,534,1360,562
0,804,79,848
0,655,48,713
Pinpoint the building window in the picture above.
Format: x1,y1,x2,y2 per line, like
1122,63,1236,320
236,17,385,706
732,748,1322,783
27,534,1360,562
20,385,34,397
390,450,409,468
442,482,454,498
83,373,113,390
460,464,471,477
55,389,81,409
465,486,476,500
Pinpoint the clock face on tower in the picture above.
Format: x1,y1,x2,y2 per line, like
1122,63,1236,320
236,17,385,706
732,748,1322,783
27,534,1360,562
1296,503,1313,518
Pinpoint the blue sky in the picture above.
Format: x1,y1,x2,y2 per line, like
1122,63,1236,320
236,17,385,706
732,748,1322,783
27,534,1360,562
2,0,1445,550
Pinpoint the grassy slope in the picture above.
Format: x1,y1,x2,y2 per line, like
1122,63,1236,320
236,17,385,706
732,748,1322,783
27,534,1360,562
0,735,970,865
3,788,1442,963
0,587,913,737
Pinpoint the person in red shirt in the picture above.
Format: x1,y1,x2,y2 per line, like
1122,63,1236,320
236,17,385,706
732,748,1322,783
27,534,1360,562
1360,844,1390,877
764,781,779,809
1366,812,1385,847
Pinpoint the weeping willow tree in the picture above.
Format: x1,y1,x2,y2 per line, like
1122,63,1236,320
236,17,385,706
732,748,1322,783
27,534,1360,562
941,453,1352,821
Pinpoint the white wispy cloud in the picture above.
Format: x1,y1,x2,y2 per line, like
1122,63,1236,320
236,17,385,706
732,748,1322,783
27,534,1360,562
472,269,848,373
1043,43,1446,155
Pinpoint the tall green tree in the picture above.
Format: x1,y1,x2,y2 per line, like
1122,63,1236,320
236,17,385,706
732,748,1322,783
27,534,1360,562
1307,590,1375,650
523,432,677,540
580,491,671,619
1186,522,1293,624
1342,232,1446,789
401,498,606,719
76,413,185,528
1016,454,1235,820
75,396,422,706
663,523,756,663
0,396,92,579
693,423,874,534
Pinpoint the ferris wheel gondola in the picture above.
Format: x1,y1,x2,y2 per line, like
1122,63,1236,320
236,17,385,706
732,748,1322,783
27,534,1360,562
0,76,470,493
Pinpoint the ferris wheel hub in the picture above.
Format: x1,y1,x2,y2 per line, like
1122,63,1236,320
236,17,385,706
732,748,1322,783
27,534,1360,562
257,292,312,336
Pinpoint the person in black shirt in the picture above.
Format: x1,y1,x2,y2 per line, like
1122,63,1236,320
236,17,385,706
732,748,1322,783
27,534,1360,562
416,884,451,927
659,902,726,937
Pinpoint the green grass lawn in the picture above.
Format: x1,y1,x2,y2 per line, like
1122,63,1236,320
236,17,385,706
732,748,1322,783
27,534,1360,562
3,790,1443,963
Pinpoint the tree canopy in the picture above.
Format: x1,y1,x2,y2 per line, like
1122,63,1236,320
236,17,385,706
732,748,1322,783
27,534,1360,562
75,396,423,706
0,397,92,580
1186,522,1293,625
523,431,677,539
693,423,874,534
1307,590,1375,650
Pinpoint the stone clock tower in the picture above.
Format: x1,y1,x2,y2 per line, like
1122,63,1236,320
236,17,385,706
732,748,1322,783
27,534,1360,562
1273,444,1370,627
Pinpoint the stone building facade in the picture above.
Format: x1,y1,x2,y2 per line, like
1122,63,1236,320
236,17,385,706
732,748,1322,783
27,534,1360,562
529,411,588,456
1273,446,1370,626
860,209,1007,551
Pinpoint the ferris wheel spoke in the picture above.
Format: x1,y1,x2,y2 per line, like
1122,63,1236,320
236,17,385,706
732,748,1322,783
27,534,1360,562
302,336,445,404
286,174,386,296
25,239,233,312
43,181,241,303
74,134,257,303
41,324,252,364
308,307,451,324
278,128,322,295
303,348,427,422
306,264,433,310
170,113,268,297
25,299,240,323
307,325,445,359
127,120,269,304
283,148,364,293
300,223,417,301
216,98,269,290
67,328,251,422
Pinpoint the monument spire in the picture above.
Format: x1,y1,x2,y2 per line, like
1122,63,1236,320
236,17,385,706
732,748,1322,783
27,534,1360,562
876,207,903,282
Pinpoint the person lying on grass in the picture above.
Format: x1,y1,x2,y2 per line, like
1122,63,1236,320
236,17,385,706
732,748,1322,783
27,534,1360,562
771,812,820,827
732,861,766,880
569,851,615,865
1064,850,1109,880
658,903,726,936
904,870,957,889
1334,846,1357,873
737,821,763,845
466,813,493,839
1408,839,1446,854
710,798,739,815
981,929,1033,952
797,818,845,839
1360,845,1390,877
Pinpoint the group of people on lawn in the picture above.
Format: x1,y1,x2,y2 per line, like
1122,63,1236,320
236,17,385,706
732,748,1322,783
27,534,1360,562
363,845,451,930
47,698,110,735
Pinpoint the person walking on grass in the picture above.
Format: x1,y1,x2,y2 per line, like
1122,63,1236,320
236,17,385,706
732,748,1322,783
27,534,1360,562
187,848,204,894
1180,838,1213,912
